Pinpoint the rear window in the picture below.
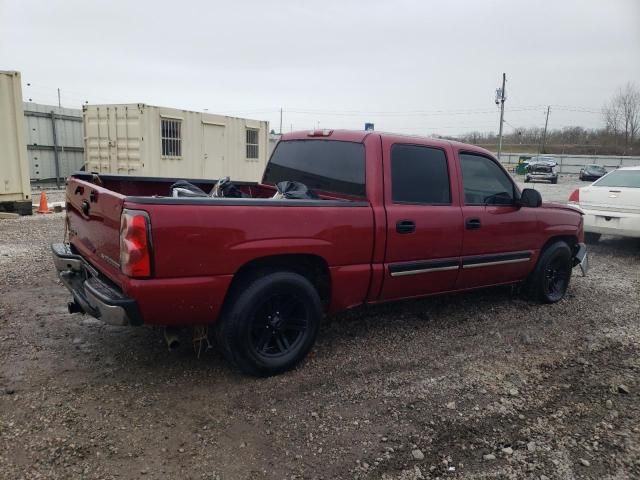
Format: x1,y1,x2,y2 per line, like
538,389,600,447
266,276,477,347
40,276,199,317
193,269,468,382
263,140,366,197
593,170,640,188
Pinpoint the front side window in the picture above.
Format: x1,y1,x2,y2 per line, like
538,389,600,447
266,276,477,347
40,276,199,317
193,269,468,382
263,140,365,197
391,144,450,204
246,128,259,159
460,153,515,205
161,119,181,157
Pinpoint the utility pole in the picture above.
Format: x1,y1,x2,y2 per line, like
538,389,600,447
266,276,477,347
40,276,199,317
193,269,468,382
57,88,61,108
496,73,506,161
279,107,283,135
541,106,550,153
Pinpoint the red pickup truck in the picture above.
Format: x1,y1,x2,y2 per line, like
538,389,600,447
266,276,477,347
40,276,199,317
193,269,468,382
53,129,587,376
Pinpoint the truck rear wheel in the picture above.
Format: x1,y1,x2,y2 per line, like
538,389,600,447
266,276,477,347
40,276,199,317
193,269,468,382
528,241,573,303
216,271,322,377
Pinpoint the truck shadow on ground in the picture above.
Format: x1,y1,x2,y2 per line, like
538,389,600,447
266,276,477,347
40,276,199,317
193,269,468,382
588,235,640,258
73,283,539,386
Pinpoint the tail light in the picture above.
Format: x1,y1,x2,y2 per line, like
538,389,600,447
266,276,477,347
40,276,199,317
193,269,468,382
568,189,580,204
120,209,152,278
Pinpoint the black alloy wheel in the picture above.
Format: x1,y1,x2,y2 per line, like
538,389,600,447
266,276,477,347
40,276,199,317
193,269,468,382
527,240,573,303
216,271,321,376
249,293,309,359
543,256,571,302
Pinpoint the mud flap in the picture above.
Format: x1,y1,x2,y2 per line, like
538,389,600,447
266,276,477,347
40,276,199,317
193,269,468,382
573,243,588,277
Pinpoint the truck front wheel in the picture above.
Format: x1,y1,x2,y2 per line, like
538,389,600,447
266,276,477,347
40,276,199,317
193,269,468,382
216,271,322,376
527,241,573,303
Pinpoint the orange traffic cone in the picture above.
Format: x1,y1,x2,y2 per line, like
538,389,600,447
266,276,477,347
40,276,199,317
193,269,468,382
36,191,52,214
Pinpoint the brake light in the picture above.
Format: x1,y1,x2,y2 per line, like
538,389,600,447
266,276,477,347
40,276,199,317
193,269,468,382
568,189,580,204
307,129,333,137
120,209,152,278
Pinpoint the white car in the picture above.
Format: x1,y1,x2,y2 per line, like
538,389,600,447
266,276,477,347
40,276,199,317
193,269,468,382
568,166,640,242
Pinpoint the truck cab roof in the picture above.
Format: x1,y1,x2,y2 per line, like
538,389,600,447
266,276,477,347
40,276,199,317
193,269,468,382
279,129,495,157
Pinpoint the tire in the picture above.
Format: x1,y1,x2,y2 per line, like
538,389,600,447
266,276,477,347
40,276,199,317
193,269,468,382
585,232,601,244
15,200,33,216
528,241,573,304
551,178,558,184
524,176,530,183
216,271,322,377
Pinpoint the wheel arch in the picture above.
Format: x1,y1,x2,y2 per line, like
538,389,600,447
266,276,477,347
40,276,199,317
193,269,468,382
223,254,331,313
540,234,580,257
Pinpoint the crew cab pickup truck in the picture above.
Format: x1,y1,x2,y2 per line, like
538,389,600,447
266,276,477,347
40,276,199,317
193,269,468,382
53,129,588,376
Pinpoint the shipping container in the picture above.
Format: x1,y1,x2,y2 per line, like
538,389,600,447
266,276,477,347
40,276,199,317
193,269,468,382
0,71,31,214
83,104,269,182
23,102,84,181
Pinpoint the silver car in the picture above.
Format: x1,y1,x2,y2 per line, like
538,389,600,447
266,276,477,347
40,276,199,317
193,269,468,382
525,157,558,184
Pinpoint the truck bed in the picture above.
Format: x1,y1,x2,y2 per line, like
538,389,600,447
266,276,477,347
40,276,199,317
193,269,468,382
69,172,362,201
64,173,375,326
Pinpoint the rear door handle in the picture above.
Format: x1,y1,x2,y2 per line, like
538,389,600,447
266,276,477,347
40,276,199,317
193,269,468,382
465,218,481,230
396,220,416,234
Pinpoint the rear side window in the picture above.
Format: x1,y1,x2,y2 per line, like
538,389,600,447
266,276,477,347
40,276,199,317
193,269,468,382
391,145,450,204
594,170,640,188
460,153,515,205
263,140,365,197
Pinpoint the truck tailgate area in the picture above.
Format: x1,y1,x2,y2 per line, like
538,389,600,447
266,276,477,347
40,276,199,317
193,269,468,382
66,176,126,284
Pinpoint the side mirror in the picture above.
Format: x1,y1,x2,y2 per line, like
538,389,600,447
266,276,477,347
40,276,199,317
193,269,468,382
519,188,542,208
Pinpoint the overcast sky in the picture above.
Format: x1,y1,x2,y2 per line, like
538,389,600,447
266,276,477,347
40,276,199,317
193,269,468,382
1,0,639,136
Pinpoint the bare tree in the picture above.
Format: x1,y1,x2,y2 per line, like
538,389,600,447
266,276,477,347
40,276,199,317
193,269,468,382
603,82,640,147
603,100,622,136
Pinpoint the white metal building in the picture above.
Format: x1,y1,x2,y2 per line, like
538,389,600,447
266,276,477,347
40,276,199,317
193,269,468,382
84,104,269,181
0,71,31,213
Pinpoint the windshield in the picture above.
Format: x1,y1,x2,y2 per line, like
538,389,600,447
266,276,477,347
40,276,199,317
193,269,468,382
263,140,366,197
593,170,640,188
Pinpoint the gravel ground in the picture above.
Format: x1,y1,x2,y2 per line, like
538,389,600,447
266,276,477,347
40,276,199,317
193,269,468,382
0,182,639,480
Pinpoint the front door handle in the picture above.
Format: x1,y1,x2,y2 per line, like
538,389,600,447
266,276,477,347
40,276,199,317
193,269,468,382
465,218,481,230
396,220,416,234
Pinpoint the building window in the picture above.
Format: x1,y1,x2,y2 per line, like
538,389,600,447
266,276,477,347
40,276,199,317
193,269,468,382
246,128,259,159
161,119,182,157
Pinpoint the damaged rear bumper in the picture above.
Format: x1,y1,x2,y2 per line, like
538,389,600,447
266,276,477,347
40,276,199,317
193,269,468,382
52,243,142,326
